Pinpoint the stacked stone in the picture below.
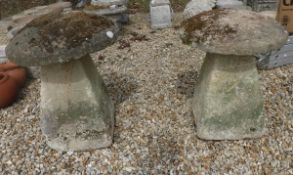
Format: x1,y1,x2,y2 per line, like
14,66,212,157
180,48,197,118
83,0,128,27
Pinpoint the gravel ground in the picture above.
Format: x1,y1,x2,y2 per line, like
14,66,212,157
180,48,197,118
0,13,293,175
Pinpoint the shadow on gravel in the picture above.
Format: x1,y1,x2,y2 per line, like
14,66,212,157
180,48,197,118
176,70,199,98
105,72,139,106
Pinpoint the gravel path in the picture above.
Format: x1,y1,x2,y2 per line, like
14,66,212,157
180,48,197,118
0,14,292,175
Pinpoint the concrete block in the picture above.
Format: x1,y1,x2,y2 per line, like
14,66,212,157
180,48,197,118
150,0,172,29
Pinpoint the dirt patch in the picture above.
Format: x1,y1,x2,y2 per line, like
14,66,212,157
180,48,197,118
28,12,113,52
181,9,237,45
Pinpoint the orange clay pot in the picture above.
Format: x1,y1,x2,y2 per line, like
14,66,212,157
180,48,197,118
0,62,19,70
0,62,27,87
0,72,19,108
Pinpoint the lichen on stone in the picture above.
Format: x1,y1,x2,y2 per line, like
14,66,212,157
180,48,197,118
28,12,114,50
181,9,237,45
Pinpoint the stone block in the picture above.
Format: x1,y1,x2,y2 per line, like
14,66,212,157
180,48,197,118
216,0,247,9
246,0,278,12
257,45,293,69
193,53,265,140
41,56,114,151
150,0,172,29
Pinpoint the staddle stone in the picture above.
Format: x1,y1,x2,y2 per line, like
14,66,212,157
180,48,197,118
6,12,119,151
181,9,288,140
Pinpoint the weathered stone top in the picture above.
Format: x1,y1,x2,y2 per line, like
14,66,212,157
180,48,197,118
6,12,119,66
150,0,170,7
180,9,288,56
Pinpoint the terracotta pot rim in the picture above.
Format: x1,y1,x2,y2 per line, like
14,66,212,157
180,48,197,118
0,62,21,71
0,72,8,84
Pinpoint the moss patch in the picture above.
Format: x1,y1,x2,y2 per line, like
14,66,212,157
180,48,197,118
181,9,237,45
28,12,113,52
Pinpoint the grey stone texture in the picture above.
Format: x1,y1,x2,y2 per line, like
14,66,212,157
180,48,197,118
246,0,278,12
181,9,288,140
257,36,293,69
193,54,265,140
256,12,293,69
41,55,114,151
216,0,246,9
183,0,216,20
83,0,129,26
150,0,172,29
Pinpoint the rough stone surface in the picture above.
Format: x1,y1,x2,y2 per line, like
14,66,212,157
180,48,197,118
183,0,216,19
193,53,265,140
41,55,114,151
83,6,128,26
5,12,119,66
181,9,288,55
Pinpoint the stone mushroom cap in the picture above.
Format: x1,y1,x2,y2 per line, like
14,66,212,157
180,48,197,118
5,11,119,66
180,9,288,56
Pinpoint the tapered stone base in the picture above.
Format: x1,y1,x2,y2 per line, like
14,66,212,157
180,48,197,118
193,53,265,140
40,55,114,151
